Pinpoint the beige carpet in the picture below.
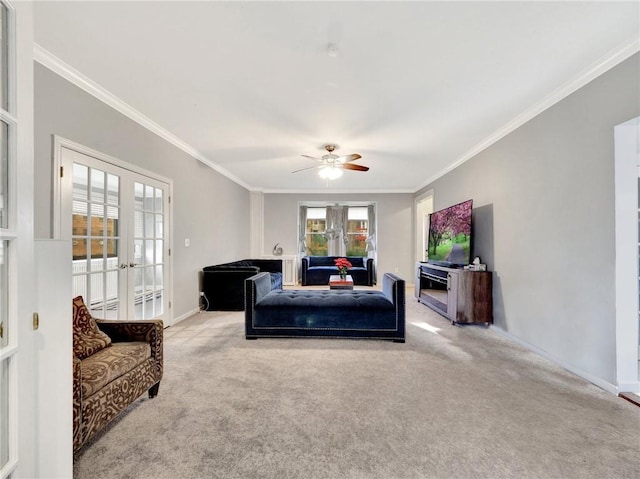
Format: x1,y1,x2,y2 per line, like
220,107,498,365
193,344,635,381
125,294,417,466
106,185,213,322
74,289,640,479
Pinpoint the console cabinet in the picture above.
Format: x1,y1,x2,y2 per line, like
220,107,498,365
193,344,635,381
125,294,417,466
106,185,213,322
415,262,493,325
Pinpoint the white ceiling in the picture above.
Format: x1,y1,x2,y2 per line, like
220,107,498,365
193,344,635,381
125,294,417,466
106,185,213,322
33,1,639,193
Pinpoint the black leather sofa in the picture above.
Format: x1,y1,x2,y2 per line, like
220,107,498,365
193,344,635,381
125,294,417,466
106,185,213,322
202,259,282,311
301,256,375,286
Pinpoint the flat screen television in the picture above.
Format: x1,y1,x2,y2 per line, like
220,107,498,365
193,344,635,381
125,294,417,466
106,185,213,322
427,199,473,268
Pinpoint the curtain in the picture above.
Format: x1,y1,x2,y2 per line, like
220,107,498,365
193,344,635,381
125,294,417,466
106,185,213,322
325,206,343,255
342,207,350,247
366,204,376,257
367,204,377,282
298,205,307,256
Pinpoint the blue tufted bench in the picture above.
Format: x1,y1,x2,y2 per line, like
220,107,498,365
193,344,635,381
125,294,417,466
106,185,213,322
245,272,405,342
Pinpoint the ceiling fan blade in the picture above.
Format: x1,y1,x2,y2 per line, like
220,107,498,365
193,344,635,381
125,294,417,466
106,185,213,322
336,153,362,163
292,165,322,174
341,163,369,172
301,154,322,161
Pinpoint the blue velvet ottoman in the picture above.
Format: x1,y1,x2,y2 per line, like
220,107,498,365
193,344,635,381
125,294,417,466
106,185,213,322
245,272,405,342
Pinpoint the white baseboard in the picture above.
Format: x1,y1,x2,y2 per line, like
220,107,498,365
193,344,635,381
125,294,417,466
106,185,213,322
490,326,622,395
617,382,640,394
170,307,200,327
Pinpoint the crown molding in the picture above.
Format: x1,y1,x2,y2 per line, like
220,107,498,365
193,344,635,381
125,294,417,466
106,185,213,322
259,188,415,195
415,35,640,193
33,43,253,191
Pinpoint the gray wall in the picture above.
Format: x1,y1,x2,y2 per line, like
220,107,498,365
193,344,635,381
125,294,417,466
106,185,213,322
415,54,640,386
263,193,415,282
34,64,251,321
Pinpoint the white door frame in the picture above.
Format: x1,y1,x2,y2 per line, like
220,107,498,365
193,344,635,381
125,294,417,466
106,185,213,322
614,116,640,393
414,190,433,263
52,136,174,325
8,2,40,477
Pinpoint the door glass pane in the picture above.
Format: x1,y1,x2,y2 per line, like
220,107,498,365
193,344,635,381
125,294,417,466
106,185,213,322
134,267,143,294
155,265,163,288
155,240,163,265
154,290,164,317
0,240,7,348
0,4,9,110
132,181,166,320
155,188,163,213
72,164,88,201
0,120,7,229
90,203,104,236
133,239,143,267
134,182,144,210
72,201,88,236
105,270,118,312
0,3,7,111
145,185,154,209
106,174,119,205
144,212,154,238
73,238,87,261
145,240,154,265
88,272,103,316
0,359,9,469
106,206,119,237
90,169,105,202
155,214,163,238
73,164,121,321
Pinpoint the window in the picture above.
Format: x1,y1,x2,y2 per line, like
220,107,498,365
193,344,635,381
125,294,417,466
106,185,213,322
305,207,327,255
299,204,376,259
346,207,368,256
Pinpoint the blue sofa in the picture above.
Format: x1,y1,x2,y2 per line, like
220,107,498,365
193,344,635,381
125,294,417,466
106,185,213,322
202,259,282,311
245,272,405,342
301,256,375,286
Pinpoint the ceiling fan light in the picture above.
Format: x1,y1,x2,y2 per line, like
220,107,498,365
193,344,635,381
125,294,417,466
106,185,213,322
318,166,343,180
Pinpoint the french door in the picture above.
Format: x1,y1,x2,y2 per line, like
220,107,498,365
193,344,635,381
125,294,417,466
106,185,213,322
57,140,171,323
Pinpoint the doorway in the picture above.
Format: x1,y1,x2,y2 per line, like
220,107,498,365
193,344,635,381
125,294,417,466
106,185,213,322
614,116,640,393
54,138,173,324
415,191,433,263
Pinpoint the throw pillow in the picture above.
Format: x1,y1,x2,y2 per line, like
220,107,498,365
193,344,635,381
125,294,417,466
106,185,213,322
72,295,112,359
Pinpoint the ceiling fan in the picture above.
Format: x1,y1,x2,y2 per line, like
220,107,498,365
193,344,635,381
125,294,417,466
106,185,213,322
292,144,369,179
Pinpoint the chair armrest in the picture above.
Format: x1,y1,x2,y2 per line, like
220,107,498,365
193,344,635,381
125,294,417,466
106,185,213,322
247,259,283,274
96,319,164,377
301,257,309,285
366,257,375,285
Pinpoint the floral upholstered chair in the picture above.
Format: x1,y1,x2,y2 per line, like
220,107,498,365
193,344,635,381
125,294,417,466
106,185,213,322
72,296,163,452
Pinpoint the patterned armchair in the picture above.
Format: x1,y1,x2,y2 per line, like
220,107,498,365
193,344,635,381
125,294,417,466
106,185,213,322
72,296,163,452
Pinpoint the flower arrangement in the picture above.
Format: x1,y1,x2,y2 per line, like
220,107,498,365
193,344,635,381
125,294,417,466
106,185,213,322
334,257,352,279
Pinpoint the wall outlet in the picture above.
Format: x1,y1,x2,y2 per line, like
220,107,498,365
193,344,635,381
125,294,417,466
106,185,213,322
395,266,399,273
184,238,191,247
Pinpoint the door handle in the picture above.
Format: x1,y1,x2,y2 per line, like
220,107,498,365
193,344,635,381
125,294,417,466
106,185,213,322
119,263,128,269
129,262,139,268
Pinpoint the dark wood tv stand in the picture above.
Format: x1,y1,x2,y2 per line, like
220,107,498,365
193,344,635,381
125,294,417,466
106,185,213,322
415,262,493,325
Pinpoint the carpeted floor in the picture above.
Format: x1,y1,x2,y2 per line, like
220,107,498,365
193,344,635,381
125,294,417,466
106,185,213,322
73,288,640,479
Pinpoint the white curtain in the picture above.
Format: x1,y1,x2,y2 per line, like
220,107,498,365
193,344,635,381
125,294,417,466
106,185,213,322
325,206,343,255
298,205,307,256
342,207,350,247
366,205,377,283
